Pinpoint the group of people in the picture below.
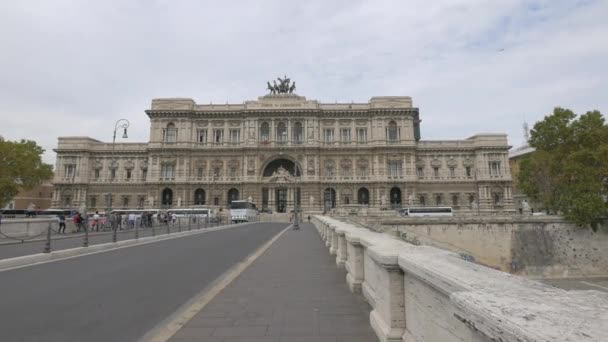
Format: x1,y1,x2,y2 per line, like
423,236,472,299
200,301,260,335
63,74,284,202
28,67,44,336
56,211,186,234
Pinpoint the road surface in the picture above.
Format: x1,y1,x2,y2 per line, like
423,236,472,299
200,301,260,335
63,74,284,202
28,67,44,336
0,222,288,342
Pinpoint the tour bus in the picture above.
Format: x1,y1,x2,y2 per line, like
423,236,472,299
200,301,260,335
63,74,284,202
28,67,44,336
399,207,453,217
230,200,258,223
167,208,218,221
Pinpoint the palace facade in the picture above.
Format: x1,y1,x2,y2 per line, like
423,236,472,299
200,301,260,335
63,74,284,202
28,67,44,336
52,90,514,214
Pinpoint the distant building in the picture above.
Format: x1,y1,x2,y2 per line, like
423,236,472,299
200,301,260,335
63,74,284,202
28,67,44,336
508,145,540,213
2,181,54,211
51,82,515,214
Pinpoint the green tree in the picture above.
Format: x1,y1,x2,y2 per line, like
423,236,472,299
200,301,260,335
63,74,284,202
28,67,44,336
518,108,608,230
0,138,54,208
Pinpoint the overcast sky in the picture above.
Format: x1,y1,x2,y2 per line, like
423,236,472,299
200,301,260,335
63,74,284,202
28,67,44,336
1,0,607,165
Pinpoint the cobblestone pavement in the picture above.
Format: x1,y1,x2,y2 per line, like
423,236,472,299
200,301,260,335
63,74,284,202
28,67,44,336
170,223,377,342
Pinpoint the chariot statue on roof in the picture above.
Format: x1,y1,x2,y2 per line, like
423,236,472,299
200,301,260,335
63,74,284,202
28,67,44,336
267,75,296,94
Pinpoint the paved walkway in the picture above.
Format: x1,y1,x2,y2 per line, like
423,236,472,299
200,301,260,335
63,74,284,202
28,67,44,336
169,223,377,342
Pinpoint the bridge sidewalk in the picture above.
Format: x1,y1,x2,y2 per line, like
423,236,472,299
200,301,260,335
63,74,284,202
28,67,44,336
169,223,377,342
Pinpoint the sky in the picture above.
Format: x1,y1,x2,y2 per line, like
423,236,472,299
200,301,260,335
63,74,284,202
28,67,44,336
1,0,607,165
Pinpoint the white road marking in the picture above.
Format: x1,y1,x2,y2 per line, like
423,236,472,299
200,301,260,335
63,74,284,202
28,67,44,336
141,224,292,342
580,281,608,292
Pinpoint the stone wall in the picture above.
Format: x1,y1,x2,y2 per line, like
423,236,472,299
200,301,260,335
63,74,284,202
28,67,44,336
312,215,608,342
351,215,608,278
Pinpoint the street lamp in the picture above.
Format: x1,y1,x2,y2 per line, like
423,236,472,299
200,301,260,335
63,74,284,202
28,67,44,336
109,119,130,241
293,166,300,230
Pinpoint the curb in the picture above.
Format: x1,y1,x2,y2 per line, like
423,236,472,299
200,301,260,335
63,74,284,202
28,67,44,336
0,223,249,272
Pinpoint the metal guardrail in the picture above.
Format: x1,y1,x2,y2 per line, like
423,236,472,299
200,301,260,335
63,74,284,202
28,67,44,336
0,214,278,253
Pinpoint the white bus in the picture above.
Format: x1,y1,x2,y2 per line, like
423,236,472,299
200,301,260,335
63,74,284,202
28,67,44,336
230,200,257,223
168,208,217,221
399,207,453,217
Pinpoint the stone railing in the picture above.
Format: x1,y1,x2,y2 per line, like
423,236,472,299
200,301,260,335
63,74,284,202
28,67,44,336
312,215,608,342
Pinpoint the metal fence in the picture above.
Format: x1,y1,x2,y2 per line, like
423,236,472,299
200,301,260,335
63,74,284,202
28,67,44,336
0,213,275,254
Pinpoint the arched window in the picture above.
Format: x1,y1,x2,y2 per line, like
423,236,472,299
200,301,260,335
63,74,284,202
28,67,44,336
260,122,270,142
276,122,287,143
452,195,459,206
164,123,177,143
468,195,475,205
390,187,402,208
387,121,399,142
292,122,303,143
194,189,206,205
419,195,426,207
324,188,336,209
227,188,239,205
435,194,442,206
161,188,173,206
357,188,369,205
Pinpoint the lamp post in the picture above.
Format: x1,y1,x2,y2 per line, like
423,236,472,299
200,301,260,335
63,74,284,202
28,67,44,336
110,119,129,242
293,166,300,230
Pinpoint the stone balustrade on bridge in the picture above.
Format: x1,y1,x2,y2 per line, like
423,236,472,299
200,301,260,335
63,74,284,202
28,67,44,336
312,215,608,342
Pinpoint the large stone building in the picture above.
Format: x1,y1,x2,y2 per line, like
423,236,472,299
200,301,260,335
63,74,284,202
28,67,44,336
52,85,514,214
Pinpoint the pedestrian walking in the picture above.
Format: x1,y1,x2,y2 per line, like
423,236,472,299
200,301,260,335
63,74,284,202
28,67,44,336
58,213,66,233
307,215,311,223
93,211,100,232
128,212,136,229
171,212,177,225
74,212,82,232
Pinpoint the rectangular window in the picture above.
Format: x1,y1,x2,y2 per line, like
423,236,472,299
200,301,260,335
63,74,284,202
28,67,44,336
90,196,96,208
466,166,472,177
230,168,237,177
433,167,439,178
197,167,204,178
123,196,129,208
161,165,175,179
229,129,240,144
326,166,334,177
213,167,220,177
142,168,147,181
110,169,116,180
342,167,351,177
416,167,424,177
340,128,351,143
65,164,75,178
449,167,455,178
213,129,223,144
388,161,401,177
359,166,367,177
324,129,334,143
94,169,100,180
489,161,501,176
196,129,207,144
357,128,367,143
163,128,177,143
126,170,132,180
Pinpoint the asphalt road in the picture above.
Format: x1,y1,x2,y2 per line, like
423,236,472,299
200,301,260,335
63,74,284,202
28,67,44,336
0,221,230,260
0,222,288,342
542,277,608,293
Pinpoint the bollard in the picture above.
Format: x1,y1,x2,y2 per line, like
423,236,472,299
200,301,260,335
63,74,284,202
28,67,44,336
83,225,89,247
178,218,182,232
43,222,52,253
152,222,156,237
188,216,192,231
112,225,118,243
135,222,139,239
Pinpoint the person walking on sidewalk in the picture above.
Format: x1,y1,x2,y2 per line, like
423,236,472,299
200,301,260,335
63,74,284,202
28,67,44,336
93,211,100,232
307,215,311,223
58,213,66,234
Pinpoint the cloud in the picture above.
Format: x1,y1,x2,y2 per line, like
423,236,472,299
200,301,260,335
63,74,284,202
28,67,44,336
0,0,606,164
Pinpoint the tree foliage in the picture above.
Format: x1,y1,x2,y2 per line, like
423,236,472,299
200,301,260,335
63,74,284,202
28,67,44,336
0,138,54,208
518,108,608,230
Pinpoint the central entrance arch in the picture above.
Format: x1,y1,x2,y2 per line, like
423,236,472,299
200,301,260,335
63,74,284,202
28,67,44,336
262,158,301,177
